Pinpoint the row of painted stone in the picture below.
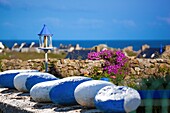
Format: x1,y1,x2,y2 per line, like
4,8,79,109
0,70,141,113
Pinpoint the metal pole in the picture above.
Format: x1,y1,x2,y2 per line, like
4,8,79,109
45,51,48,72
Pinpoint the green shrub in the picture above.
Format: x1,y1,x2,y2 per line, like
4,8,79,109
158,66,170,75
125,50,137,57
137,75,170,90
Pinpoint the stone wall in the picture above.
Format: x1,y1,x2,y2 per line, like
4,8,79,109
0,58,170,78
0,59,104,78
130,58,170,78
0,88,101,113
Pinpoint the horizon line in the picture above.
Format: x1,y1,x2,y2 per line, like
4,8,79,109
1,39,170,41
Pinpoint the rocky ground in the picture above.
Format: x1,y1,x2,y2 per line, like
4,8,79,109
0,88,101,113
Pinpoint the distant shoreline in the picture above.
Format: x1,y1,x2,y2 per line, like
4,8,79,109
1,40,170,51
1,39,170,41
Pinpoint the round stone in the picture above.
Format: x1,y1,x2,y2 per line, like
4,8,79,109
14,72,49,92
14,73,30,92
30,80,59,102
74,80,113,108
49,76,92,105
94,85,141,113
0,70,38,88
25,72,58,91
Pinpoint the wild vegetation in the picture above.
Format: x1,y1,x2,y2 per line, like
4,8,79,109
0,51,66,61
87,49,130,85
124,50,138,57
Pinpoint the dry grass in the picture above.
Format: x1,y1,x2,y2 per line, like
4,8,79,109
0,51,66,61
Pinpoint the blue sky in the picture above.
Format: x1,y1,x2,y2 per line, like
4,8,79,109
0,0,170,40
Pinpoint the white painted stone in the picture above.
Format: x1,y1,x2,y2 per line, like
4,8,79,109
74,80,113,108
94,85,141,113
30,80,59,102
0,70,38,88
25,72,58,91
49,76,92,105
14,72,37,92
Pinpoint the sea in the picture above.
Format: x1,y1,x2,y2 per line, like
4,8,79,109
0,40,170,51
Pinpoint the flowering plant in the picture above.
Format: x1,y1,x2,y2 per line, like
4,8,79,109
88,49,129,85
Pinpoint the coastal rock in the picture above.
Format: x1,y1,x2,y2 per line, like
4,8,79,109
94,85,141,113
30,80,59,102
74,80,113,108
0,70,38,88
25,72,58,91
49,76,92,105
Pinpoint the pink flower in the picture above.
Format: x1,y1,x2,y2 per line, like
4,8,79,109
110,76,116,79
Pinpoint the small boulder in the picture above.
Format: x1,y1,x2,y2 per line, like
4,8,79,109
0,70,38,88
49,76,92,105
74,80,113,108
94,85,141,113
25,72,58,91
30,80,59,102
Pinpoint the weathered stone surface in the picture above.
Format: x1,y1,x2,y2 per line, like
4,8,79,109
157,59,166,63
139,63,145,69
134,67,140,72
25,72,58,91
133,59,139,64
0,70,38,89
94,85,141,113
30,80,59,102
49,76,92,105
0,88,102,113
74,80,113,108
146,68,157,75
1,58,170,79
131,68,136,75
150,59,157,64
68,70,74,76
73,70,80,75
166,60,170,65
159,63,167,69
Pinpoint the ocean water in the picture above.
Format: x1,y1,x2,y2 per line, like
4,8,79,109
0,40,170,51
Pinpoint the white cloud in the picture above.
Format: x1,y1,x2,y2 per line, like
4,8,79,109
112,19,136,27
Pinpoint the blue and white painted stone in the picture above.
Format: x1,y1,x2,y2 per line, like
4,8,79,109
14,72,42,92
0,70,38,88
14,73,29,92
74,80,113,108
49,76,92,105
30,80,59,102
25,72,58,91
94,85,141,113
